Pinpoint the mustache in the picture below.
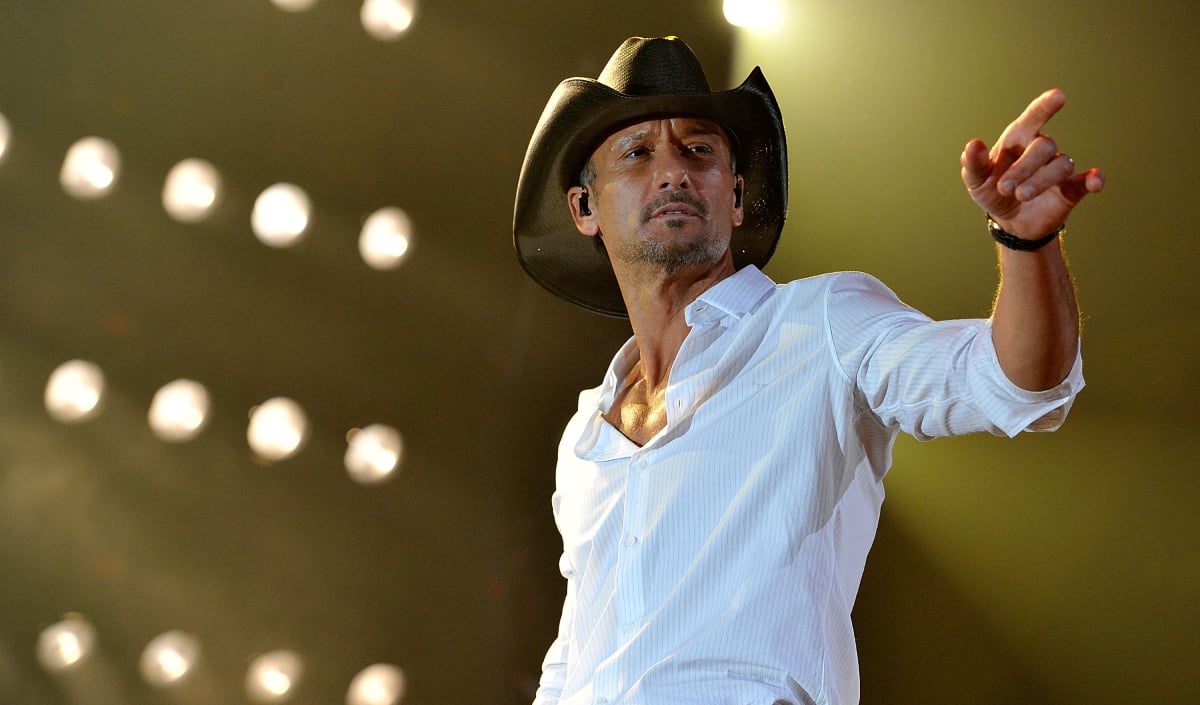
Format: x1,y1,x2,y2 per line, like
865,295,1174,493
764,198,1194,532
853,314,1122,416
640,191,708,222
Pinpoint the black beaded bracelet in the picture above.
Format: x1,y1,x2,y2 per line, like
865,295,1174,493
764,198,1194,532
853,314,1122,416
987,215,1065,251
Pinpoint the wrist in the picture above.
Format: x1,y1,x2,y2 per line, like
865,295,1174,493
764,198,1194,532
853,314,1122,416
987,215,1065,251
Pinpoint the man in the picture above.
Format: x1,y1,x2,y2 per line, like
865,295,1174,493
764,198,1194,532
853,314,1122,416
512,37,1103,705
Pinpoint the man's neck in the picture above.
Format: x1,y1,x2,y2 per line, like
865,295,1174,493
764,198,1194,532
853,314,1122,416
617,254,736,389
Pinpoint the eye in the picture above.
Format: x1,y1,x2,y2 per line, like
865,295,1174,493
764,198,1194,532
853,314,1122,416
623,147,649,159
687,143,714,154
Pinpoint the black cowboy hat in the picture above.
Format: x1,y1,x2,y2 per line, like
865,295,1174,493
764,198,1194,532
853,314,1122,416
513,36,788,318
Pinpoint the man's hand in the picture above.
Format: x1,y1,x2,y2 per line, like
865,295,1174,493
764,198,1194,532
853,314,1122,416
961,88,1104,239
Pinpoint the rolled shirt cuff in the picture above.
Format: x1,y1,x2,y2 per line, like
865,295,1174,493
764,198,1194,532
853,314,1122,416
968,319,1085,438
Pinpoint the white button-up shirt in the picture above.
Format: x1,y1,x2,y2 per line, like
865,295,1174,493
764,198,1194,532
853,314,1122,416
535,266,1083,705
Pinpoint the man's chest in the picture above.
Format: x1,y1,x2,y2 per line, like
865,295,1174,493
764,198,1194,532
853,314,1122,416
601,380,668,447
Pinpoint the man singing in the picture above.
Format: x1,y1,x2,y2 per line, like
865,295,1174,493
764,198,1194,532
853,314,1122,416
512,36,1103,705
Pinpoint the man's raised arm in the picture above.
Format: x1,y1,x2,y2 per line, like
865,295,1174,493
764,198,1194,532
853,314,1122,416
960,88,1105,390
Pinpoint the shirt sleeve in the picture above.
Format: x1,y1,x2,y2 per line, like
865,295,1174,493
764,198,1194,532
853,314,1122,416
825,271,1084,440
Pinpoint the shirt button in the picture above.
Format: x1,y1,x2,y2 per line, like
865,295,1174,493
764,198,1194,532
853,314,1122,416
622,621,637,634
624,535,639,547
595,698,609,705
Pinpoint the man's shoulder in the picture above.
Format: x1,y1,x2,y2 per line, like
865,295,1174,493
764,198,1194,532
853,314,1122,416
777,270,892,292
769,270,899,312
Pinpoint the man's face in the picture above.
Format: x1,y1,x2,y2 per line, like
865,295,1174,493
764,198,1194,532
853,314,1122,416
569,117,744,275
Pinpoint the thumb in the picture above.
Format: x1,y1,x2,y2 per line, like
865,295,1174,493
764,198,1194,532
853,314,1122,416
960,138,992,190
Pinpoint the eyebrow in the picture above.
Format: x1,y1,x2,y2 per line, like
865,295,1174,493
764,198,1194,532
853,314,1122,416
611,123,724,152
613,131,650,152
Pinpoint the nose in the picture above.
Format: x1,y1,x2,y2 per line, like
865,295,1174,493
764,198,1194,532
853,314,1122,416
654,149,690,190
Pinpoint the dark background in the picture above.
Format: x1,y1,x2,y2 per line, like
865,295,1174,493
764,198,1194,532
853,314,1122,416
0,1,1196,704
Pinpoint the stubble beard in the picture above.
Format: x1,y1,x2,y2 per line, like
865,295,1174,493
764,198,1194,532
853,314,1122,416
616,191,728,275
616,225,727,276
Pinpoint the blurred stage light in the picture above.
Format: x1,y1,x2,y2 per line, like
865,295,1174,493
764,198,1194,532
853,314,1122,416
359,207,413,270
252,183,310,247
163,158,222,222
271,0,319,11
149,379,210,441
723,0,783,28
246,650,304,703
60,137,120,199
345,424,403,484
0,112,10,162
36,615,97,672
360,0,415,40
346,663,407,705
140,630,200,687
45,360,105,423
248,397,309,461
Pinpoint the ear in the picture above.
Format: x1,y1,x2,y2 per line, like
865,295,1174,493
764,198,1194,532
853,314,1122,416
731,175,745,228
568,186,600,236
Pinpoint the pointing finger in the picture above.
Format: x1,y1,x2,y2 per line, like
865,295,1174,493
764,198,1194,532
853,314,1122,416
1006,88,1067,143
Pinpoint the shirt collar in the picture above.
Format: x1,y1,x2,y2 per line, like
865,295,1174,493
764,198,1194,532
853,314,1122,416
577,337,642,461
598,265,777,398
597,336,640,411
577,265,777,462
684,264,776,326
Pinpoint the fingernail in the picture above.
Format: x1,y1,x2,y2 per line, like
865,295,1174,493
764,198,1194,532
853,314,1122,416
1017,185,1034,200
1000,180,1015,194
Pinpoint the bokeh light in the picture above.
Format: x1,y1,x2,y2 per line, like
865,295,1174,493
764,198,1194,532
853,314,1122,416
163,158,222,222
722,0,784,29
149,378,210,441
36,615,97,672
359,207,413,270
246,650,304,703
252,183,311,247
60,136,120,199
248,397,309,461
360,0,415,41
139,630,200,687
345,424,403,484
346,663,407,705
0,111,10,163
270,0,319,11
45,359,105,423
